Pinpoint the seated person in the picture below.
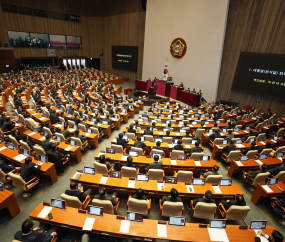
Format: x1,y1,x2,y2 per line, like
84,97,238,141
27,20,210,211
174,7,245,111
61,124,69,139
257,141,271,154
271,186,285,217
268,159,285,176
14,218,58,242
173,139,183,150
2,117,15,132
161,188,182,205
132,188,147,200
190,141,202,155
98,154,113,170
276,135,285,148
222,140,236,156
11,128,22,142
134,136,146,148
94,187,118,206
226,130,234,141
242,164,267,183
203,165,220,178
0,158,20,173
22,135,34,149
73,114,82,125
65,181,92,202
127,124,136,133
122,156,138,170
268,121,278,133
144,126,153,135
155,141,164,151
165,130,171,137
145,154,162,171
255,230,283,242
42,134,53,153
209,130,221,141
242,129,255,141
242,141,256,155
74,129,91,148
220,194,246,210
49,143,69,162
117,133,128,148
185,129,191,137
193,190,216,208
20,156,41,183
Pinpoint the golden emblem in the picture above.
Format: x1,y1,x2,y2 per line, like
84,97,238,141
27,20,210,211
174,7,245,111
170,38,187,59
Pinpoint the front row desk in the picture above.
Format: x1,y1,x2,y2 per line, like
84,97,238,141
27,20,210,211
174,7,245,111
30,202,277,242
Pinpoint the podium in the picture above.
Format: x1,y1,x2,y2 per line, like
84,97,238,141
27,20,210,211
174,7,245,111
148,87,155,97
165,81,174,97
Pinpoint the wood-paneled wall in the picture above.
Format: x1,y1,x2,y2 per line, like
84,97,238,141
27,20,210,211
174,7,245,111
217,0,285,116
0,0,145,81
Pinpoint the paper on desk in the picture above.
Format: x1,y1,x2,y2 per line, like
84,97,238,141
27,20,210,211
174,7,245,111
39,117,45,120
159,132,163,135
236,144,245,148
14,154,27,161
113,138,117,142
185,144,190,149
82,217,95,231
244,131,249,133
278,157,283,161
168,144,174,148
212,186,222,194
262,185,273,193
99,176,108,184
0,146,6,151
111,118,116,121
15,123,19,127
186,185,195,193
119,220,130,233
260,141,265,145
67,115,72,118
194,161,201,166
128,180,135,188
28,132,35,136
271,140,277,143
55,124,62,128
65,146,73,151
157,182,164,191
32,113,37,116
171,160,177,165
157,224,167,238
69,128,75,132
233,132,239,135
97,152,105,158
255,160,263,165
72,172,82,179
40,137,46,141
89,122,94,125
38,206,53,218
162,123,166,126
121,155,128,161
176,132,180,136
235,161,244,166
207,228,229,242
189,125,193,127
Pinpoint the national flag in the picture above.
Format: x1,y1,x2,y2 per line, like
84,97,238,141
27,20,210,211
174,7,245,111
162,62,168,81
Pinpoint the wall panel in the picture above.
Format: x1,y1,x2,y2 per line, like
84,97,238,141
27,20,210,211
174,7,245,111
217,0,285,116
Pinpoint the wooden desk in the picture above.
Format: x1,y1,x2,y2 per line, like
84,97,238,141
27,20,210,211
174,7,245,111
30,202,277,242
85,120,111,138
0,145,58,184
27,109,50,125
0,189,21,218
251,181,285,205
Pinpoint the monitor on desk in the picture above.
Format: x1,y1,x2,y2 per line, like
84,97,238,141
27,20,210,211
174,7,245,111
216,121,221,124
208,129,213,134
127,211,143,222
102,121,108,125
87,205,103,216
39,155,48,163
249,138,255,143
260,154,268,160
273,135,278,141
173,139,179,144
222,140,228,145
152,153,162,160
123,135,128,140
227,119,231,123
7,143,14,150
191,140,198,145
222,129,227,133
137,174,149,181
84,166,95,175
177,154,186,160
201,114,205,118
246,126,250,130
106,148,115,154
110,170,121,179
191,115,195,118
33,128,38,134
267,178,278,185
220,179,232,186
166,120,171,124
210,219,227,228
86,128,92,134
262,136,268,141
180,129,186,133
179,121,184,125
276,152,284,158
250,220,267,230
0,182,3,192
44,132,49,137
91,118,96,122
129,151,139,157
179,115,184,118
155,138,162,143
240,155,249,161
91,101,95,105
165,176,178,184
236,139,242,144
22,149,29,156
51,198,65,210
264,122,268,126
235,128,240,132
193,178,205,185
70,140,76,146
201,155,210,161
192,122,197,125
56,136,61,142
73,125,78,130
169,216,186,226
138,118,143,122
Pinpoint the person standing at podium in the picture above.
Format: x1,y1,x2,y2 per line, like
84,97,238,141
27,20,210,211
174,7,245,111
153,81,157,94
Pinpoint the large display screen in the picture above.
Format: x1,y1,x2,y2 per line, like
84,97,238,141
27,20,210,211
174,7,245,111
112,46,138,71
232,53,285,100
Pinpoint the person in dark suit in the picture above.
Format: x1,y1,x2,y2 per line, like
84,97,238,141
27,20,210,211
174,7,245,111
193,190,216,208
242,129,255,141
73,114,82,125
202,165,220,178
134,136,146,148
191,88,196,93
122,156,137,170
153,82,157,94
98,154,113,170
65,181,92,202
127,124,136,134
14,218,58,242
132,188,147,200
11,128,22,142
94,187,118,206
146,155,162,171
61,124,69,139
117,133,128,148
50,110,59,125
190,142,202,155
0,113,6,127
2,117,15,132
222,140,236,156
22,135,34,149
255,230,283,242
242,164,267,183
268,121,278,133
42,135,53,153
20,156,41,182
257,141,271,154
161,188,182,205
179,82,184,88
271,186,285,217
268,159,285,176
220,194,246,211
98,104,103,114
154,141,164,151
144,126,153,135
173,139,183,150
242,141,256,155
0,158,19,173
103,115,112,125
209,130,221,141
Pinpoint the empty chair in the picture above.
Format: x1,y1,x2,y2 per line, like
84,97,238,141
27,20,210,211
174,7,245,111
61,193,91,209
92,199,120,214
125,132,135,140
245,150,258,159
55,132,66,142
163,137,173,143
211,138,224,147
148,169,164,181
171,150,184,159
255,123,262,131
244,172,270,191
33,146,46,158
160,201,184,217
190,152,204,160
182,137,192,144
276,171,285,182
221,150,241,163
259,148,273,156
43,127,52,136
274,146,285,157
192,202,217,219
143,135,153,141
195,128,205,139
8,172,39,197
130,147,144,156
111,144,123,154
71,137,88,150
256,133,266,142
121,167,137,179
78,123,86,132
174,170,193,183
94,161,112,175
151,148,164,157
127,197,151,216
218,204,250,221
68,120,75,128
8,135,20,150
19,141,31,153
205,175,223,184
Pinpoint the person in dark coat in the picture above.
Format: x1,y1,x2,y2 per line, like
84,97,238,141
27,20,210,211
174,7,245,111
20,156,41,182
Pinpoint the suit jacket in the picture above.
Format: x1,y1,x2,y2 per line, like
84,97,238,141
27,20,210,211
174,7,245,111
134,141,146,148
144,129,153,135
65,189,87,202
132,193,147,200
203,171,220,178
20,163,41,182
161,196,182,205
14,229,53,242
223,144,236,156
117,138,127,148
127,128,136,134
2,121,15,132
268,166,285,176
94,192,117,206
173,144,183,150
224,199,246,210
42,140,53,153
73,117,81,125
99,160,112,170
193,197,216,208
190,147,202,155
0,159,14,173
146,160,162,171
50,113,59,124
255,235,272,242
0,116,6,127
242,146,256,155
12,133,22,142
209,132,221,140
122,163,137,170
61,129,69,139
